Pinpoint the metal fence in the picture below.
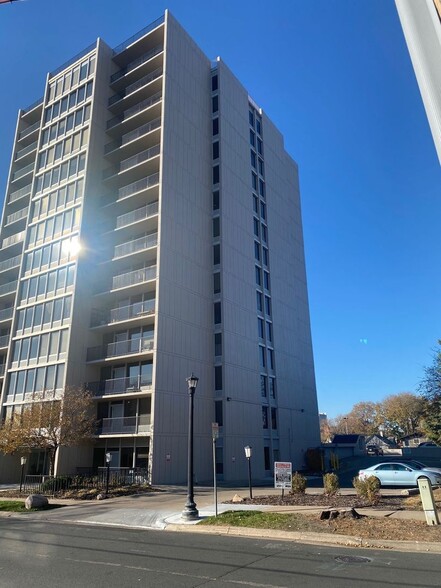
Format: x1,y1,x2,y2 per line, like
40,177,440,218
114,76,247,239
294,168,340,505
21,468,149,495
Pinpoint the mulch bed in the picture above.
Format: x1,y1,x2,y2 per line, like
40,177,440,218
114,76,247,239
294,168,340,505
228,493,408,510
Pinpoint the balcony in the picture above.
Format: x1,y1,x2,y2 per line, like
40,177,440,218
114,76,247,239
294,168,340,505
110,44,163,84
0,307,13,322
103,144,160,181
114,232,157,260
18,121,40,141
0,363,5,377
106,92,162,130
15,141,38,161
86,335,154,362
89,375,152,396
116,201,158,231
97,415,151,435
91,299,155,328
0,335,9,349
6,207,28,226
0,280,17,298
0,255,21,274
2,232,25,249
118,172,159,203
108,67,163,107
11,163,34,182
9,185,31,205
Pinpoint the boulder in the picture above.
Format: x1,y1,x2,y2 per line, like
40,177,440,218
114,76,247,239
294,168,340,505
232,494,245,503
25,494,49,510
96,493,106,500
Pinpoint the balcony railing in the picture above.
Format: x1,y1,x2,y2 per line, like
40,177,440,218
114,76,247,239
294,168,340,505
0,307,13,322
15,141,38,161
0,363,5,376
2,232,25,248
107,92,162,130
114,232,157,259
104,118,161,155
86,336,154,362
116,201,158,230
97,415,151,435
0,335,9,348
0,280,18,297
111,44,164,83
91,299,155,327
0,255,21,274
6,207,28,225
113,15,164,55
103,144,160,180
9,185,31,204
18,121,40,140
111,264,156,291
88,375,152,396
118,172,159,201
108,67,162,107
12,163,34,182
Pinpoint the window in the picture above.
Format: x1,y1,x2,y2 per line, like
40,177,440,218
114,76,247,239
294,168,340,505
261,224,267,243
265,296,271,316
255,266,262,286
259,345,266,368
253,218,259,237
215,365,222,390
253,195,258,213
215,399,223,426
256,291,263,312
264,271,270,290
250,130,255,147
256,117,262,135
260,201,266,220
259,179,265,198
262,247,269,266
271,407,277,430
257,137,263,155
212,95,219,113
212,141,219,160
269,378,276,398
262,406,268,429
214,302,221,324
213,190,219,210
249,110,255,127
258,159,264,176
213,272,221,294
212,118,219,136
215,333,222,356
213,244,220,265
211,75,218,92
250,150,256,169
258,318,264,339
266,321,272,342
252,173,257,190
254,241,260,261
261,375,267,397
213,217,220,238
268,348,274,370
213,165,219,185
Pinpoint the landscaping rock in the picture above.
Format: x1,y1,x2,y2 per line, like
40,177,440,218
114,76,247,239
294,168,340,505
25,494,49,510
96,493,106,500
232,494,244,503
320,508,365,520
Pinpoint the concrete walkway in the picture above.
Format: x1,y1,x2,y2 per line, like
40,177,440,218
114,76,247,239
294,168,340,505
1,485,438,552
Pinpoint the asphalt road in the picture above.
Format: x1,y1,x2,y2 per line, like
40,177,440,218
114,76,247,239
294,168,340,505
0,519,440,587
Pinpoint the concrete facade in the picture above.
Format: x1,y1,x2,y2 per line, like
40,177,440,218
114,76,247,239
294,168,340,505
0,11,319,484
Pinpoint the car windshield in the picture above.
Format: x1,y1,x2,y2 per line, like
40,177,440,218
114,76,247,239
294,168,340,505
408,461,426,470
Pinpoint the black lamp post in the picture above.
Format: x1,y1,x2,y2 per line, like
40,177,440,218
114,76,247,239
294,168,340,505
105,452,111,497
181,373,199,521
20,456,27,493
244,445,253,499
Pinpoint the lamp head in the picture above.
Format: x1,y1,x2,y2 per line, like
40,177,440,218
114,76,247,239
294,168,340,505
186,373,199,391
244,445,252,459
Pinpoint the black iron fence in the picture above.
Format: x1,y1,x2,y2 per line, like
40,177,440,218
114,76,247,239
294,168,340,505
22,467,149,495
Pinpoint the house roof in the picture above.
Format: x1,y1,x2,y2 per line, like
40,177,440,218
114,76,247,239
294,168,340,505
332,434,362,444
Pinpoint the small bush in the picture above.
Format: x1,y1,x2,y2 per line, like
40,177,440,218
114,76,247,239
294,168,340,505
353,475,380,505
40,476,72,493
323,472,339,496
291,471,307,494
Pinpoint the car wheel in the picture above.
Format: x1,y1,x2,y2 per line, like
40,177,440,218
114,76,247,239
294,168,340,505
372,476,381,488
417,476,430,483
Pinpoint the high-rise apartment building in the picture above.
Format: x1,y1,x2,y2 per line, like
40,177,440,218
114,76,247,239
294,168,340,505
0,11,319,484
395,0,441,164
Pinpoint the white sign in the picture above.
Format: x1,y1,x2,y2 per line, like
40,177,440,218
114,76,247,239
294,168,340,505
274,461,292,489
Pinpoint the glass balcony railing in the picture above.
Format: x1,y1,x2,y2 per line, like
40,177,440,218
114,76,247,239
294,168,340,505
0,335,9,348
0,255,21,274
0,280,18,297
103,144,160,180
15,141,38,161
118,172,159,201
12,163,34,182
87,336,154,362
110,264,156,291
6,207,28,225
2,232,25,249
107,92,162,130
108,67,163,107
104,118,161,154
111,44,164,83
114,233,157,259
116,201,158,230
97,415,151,435
9,185,31,204
0,307,13,322
18,121,40,140
0,363,5,376
88,375,152,396
91,299,155,327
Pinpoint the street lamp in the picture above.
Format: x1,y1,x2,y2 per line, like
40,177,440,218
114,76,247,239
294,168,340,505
181,373,199,521
244,445,253,499
19,456,27,493
105,452,111,497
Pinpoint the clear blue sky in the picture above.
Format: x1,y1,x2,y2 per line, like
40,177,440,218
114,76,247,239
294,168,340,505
1,0,440,418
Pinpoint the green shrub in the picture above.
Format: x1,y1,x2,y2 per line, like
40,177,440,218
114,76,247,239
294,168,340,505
323,472,339,496
291,471,307,494
40,476,73,493
352,475,380,505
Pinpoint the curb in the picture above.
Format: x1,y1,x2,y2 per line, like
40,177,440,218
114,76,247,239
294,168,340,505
165,523,441,554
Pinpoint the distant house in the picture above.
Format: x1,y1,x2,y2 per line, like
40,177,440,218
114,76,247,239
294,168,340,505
365,434,397,450
331,434,366,453
400,433,429,447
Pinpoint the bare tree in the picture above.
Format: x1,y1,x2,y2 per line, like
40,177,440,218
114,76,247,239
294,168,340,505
0,387,96,475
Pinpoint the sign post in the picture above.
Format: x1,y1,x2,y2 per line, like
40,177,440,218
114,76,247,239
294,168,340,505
212,422,219,517
274,461,292,499
417,478,440,525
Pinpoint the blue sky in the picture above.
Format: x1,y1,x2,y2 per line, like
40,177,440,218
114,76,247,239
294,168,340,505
1,0,440,418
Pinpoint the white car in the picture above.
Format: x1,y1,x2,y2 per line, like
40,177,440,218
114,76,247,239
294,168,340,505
358,462,441,487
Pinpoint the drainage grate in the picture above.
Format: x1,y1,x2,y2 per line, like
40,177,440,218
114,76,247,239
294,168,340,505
335,556,372,564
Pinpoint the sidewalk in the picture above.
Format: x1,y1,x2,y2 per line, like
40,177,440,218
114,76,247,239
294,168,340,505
1,485,438,552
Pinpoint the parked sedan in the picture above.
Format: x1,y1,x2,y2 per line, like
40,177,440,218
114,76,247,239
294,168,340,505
358,462,441,487
407,460,441,475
